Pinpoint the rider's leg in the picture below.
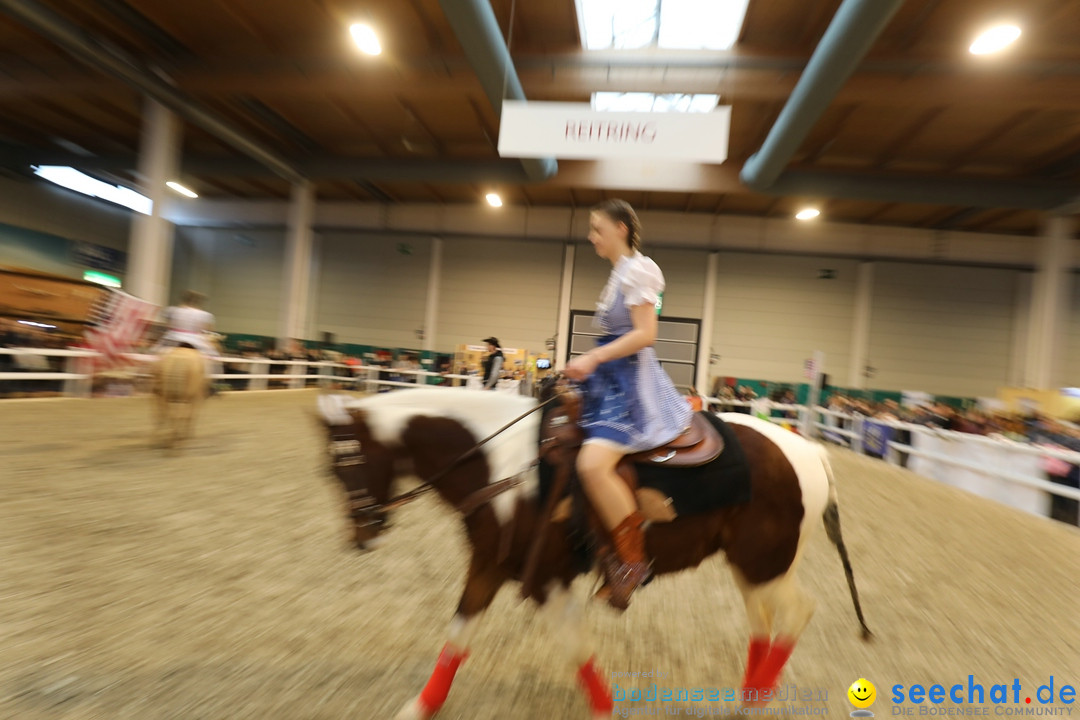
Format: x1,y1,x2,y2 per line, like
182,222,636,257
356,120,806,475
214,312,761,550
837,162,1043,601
577,443,634,527
576,442,650,610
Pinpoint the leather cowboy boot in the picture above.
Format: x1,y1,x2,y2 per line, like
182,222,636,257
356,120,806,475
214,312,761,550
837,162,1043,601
603,511,651,611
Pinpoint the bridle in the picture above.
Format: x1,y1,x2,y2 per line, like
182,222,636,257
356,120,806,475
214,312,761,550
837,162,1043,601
327,391,563,528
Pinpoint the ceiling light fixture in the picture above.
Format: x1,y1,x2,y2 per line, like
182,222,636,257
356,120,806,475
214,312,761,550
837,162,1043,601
350,23,382,55
166,181,198,198
33,165,151,214
969,25,1021,55
795,208,820,221
486,192,503,208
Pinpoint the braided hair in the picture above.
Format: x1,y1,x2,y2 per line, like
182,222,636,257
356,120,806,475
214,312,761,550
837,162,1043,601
592,198,642,252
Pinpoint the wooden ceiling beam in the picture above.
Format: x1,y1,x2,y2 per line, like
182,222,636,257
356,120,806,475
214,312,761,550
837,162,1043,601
944,109,1038,172
196,176,249,196
398,98,444,154
423,183,446,204
5,62,1080,110
748,101,785,156
926,207,986,230
1029,133,1080,177
0,112,51,145
331,180,367,202
367,182,399,203
795,1,840,52
890,0,944,52
216,1,281,54
15,99,131,152
871,106,946,169
190,176,235,196
966,207,1017,232
244,178,287,198
859,203,896,223
797,103,858,165
326,95,392,156
466,96,498,151
404,0,446,51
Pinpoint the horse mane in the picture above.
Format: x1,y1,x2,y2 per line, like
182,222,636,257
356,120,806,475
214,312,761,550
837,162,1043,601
342,389,541,487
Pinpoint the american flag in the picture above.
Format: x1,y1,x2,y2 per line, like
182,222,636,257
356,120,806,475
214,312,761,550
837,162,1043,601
83,290,159,370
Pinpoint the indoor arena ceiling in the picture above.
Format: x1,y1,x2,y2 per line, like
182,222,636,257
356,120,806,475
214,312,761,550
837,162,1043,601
0,0,1078,236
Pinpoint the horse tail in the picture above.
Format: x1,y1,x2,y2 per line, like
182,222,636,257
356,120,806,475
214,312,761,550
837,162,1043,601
818,445,873,640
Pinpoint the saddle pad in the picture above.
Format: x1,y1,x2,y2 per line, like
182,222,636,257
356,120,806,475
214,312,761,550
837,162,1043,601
633,412,752,518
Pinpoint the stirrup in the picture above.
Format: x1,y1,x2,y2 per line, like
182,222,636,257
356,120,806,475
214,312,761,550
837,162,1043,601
596,551,652,611
602,560,652,611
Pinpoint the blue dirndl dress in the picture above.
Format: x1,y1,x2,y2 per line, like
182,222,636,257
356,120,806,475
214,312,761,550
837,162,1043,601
579,253,692,452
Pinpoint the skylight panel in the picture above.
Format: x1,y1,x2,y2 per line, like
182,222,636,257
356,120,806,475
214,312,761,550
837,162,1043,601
578,0,750,51
592,92,720,113
658,0,750,50
579,0,658,50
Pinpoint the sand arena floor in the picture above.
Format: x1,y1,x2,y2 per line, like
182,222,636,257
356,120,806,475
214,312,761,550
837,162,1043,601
1,389,1078,720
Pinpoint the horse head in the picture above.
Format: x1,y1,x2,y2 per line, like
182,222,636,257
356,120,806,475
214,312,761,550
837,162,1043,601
316,390,545,552
316,394,395,550
536,373,584,438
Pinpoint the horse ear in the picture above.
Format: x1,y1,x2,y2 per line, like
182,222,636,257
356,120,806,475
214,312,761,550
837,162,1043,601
316,394,353,426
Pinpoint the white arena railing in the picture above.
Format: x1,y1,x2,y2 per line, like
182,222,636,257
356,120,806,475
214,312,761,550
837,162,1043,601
825,412,1080,522
0,347,480,397
2,348,1076,523
882,420,1080,504
702,394,1078,524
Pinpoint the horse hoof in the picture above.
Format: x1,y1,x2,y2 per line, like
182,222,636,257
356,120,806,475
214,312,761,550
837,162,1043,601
394,696,434,720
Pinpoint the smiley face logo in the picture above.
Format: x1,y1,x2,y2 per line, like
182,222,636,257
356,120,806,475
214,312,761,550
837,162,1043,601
848,678,877,709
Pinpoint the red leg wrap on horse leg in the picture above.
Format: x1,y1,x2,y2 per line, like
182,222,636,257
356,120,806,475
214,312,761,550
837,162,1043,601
417,644,468,714
741,637,771,688
744,640,795,697
577,656,614,714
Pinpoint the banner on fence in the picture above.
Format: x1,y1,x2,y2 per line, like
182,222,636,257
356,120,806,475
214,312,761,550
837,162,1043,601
83,290,158,370
862,421,894,458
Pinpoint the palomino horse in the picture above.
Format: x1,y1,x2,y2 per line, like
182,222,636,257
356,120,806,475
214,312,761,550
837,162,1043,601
315,388,870,719
152,346,206,449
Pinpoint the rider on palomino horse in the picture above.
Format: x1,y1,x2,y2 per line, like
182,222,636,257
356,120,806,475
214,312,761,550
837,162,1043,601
562,199,692,611
152,290,219,395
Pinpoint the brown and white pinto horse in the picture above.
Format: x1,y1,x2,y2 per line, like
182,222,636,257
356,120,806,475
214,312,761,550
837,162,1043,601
315,389,870,720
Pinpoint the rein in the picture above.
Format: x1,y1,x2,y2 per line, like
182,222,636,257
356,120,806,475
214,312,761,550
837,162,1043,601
352,392,562,516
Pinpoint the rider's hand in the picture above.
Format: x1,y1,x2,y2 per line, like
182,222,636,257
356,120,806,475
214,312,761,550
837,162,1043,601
564,352,599,382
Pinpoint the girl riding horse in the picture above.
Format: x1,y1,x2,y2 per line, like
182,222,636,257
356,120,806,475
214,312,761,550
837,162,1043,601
563,199,692,611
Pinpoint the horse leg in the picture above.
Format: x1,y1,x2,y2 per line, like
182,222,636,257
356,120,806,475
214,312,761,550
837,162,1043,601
395,564,504,720
543,583,613,719
153,392,166,447
180,400,194,445
742,573,815,705
181,392,201,444
732,569,774,690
